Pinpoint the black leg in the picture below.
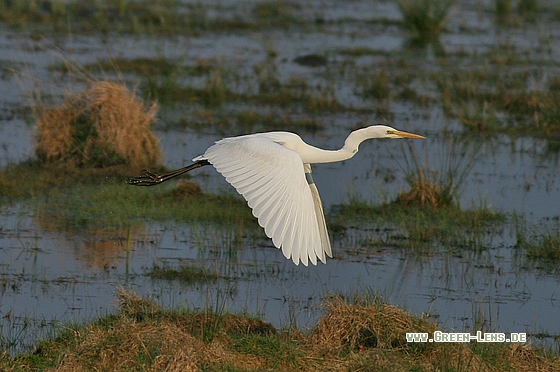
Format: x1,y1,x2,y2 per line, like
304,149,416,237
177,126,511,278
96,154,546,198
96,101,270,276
126,159,211,186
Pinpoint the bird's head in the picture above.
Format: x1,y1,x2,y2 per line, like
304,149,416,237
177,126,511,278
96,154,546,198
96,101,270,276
377,125,425,139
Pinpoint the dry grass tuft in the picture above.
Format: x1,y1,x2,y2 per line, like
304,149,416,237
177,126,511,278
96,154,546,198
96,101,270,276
307,297,551,372
50,319,203,372
508,343,560,372
396,169,452,208
116,289,162,319
308,296,437,354
43,290,278,372
395,139,478,209
35,82,161,170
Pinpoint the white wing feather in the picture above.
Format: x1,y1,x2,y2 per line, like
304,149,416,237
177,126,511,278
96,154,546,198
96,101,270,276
304,164,332,261
198,135,330,266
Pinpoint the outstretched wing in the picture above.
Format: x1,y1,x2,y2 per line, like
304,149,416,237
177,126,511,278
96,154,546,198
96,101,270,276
198,135,330,266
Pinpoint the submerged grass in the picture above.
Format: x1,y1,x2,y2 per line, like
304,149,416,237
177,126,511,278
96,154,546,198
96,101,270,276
0,161,255,232
494,0,539,23
335,136,505,253
38,180,255,229
397,0,456,41
180,109,323,134
0,0,303,35
516,223,560,272
0,161,136,200
350,47,560,139
0,0,187,34
524,233,560,262
336,200,505,253
1,290,556,371
144,69,347,113
434,67,560,137
252,0,302,27
396,137,479,209
82,57,207,77
147,262,218,283
87,52,347,114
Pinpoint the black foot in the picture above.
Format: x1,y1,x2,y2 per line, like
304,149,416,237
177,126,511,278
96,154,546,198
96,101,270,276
126,169,163,186
126,161,210,186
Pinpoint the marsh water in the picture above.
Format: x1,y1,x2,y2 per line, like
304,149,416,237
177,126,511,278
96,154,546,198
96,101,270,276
1,0,560,352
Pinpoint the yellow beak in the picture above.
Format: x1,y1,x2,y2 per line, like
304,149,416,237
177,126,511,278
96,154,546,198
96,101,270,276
393,130,425,139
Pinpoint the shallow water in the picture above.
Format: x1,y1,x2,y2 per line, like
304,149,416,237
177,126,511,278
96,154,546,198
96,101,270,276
2,209,559,350
1,0,560,352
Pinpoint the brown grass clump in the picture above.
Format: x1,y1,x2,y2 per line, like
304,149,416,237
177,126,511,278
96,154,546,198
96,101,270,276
40,290,280,372
35,82,161,170
170,179,203,199
309,296,437,354
307,297,516,372
51,318,203,372
508,343,560,372
396,170,453,208
116,289,163,319
307,297,560,372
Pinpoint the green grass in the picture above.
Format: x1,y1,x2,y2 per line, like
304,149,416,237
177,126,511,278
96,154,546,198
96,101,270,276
141,66,233,107
518,0,538,16
229,332,302,369
396,0,456,41
0,161,129,199
494,0,514,19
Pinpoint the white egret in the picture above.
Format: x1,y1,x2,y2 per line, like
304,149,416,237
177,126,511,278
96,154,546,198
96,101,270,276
127,125,425,266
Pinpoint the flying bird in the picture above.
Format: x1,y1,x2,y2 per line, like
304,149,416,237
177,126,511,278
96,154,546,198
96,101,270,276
127,125,425,266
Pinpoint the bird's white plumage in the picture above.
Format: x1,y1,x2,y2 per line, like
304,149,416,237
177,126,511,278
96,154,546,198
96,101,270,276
129,125,424,266
305,164,332,261
197,134,330,265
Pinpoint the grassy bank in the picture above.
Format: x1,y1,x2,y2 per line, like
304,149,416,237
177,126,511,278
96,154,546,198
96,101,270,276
1,290,557,371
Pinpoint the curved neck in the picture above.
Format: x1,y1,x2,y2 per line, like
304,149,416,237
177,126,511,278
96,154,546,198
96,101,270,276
300,127,376,164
